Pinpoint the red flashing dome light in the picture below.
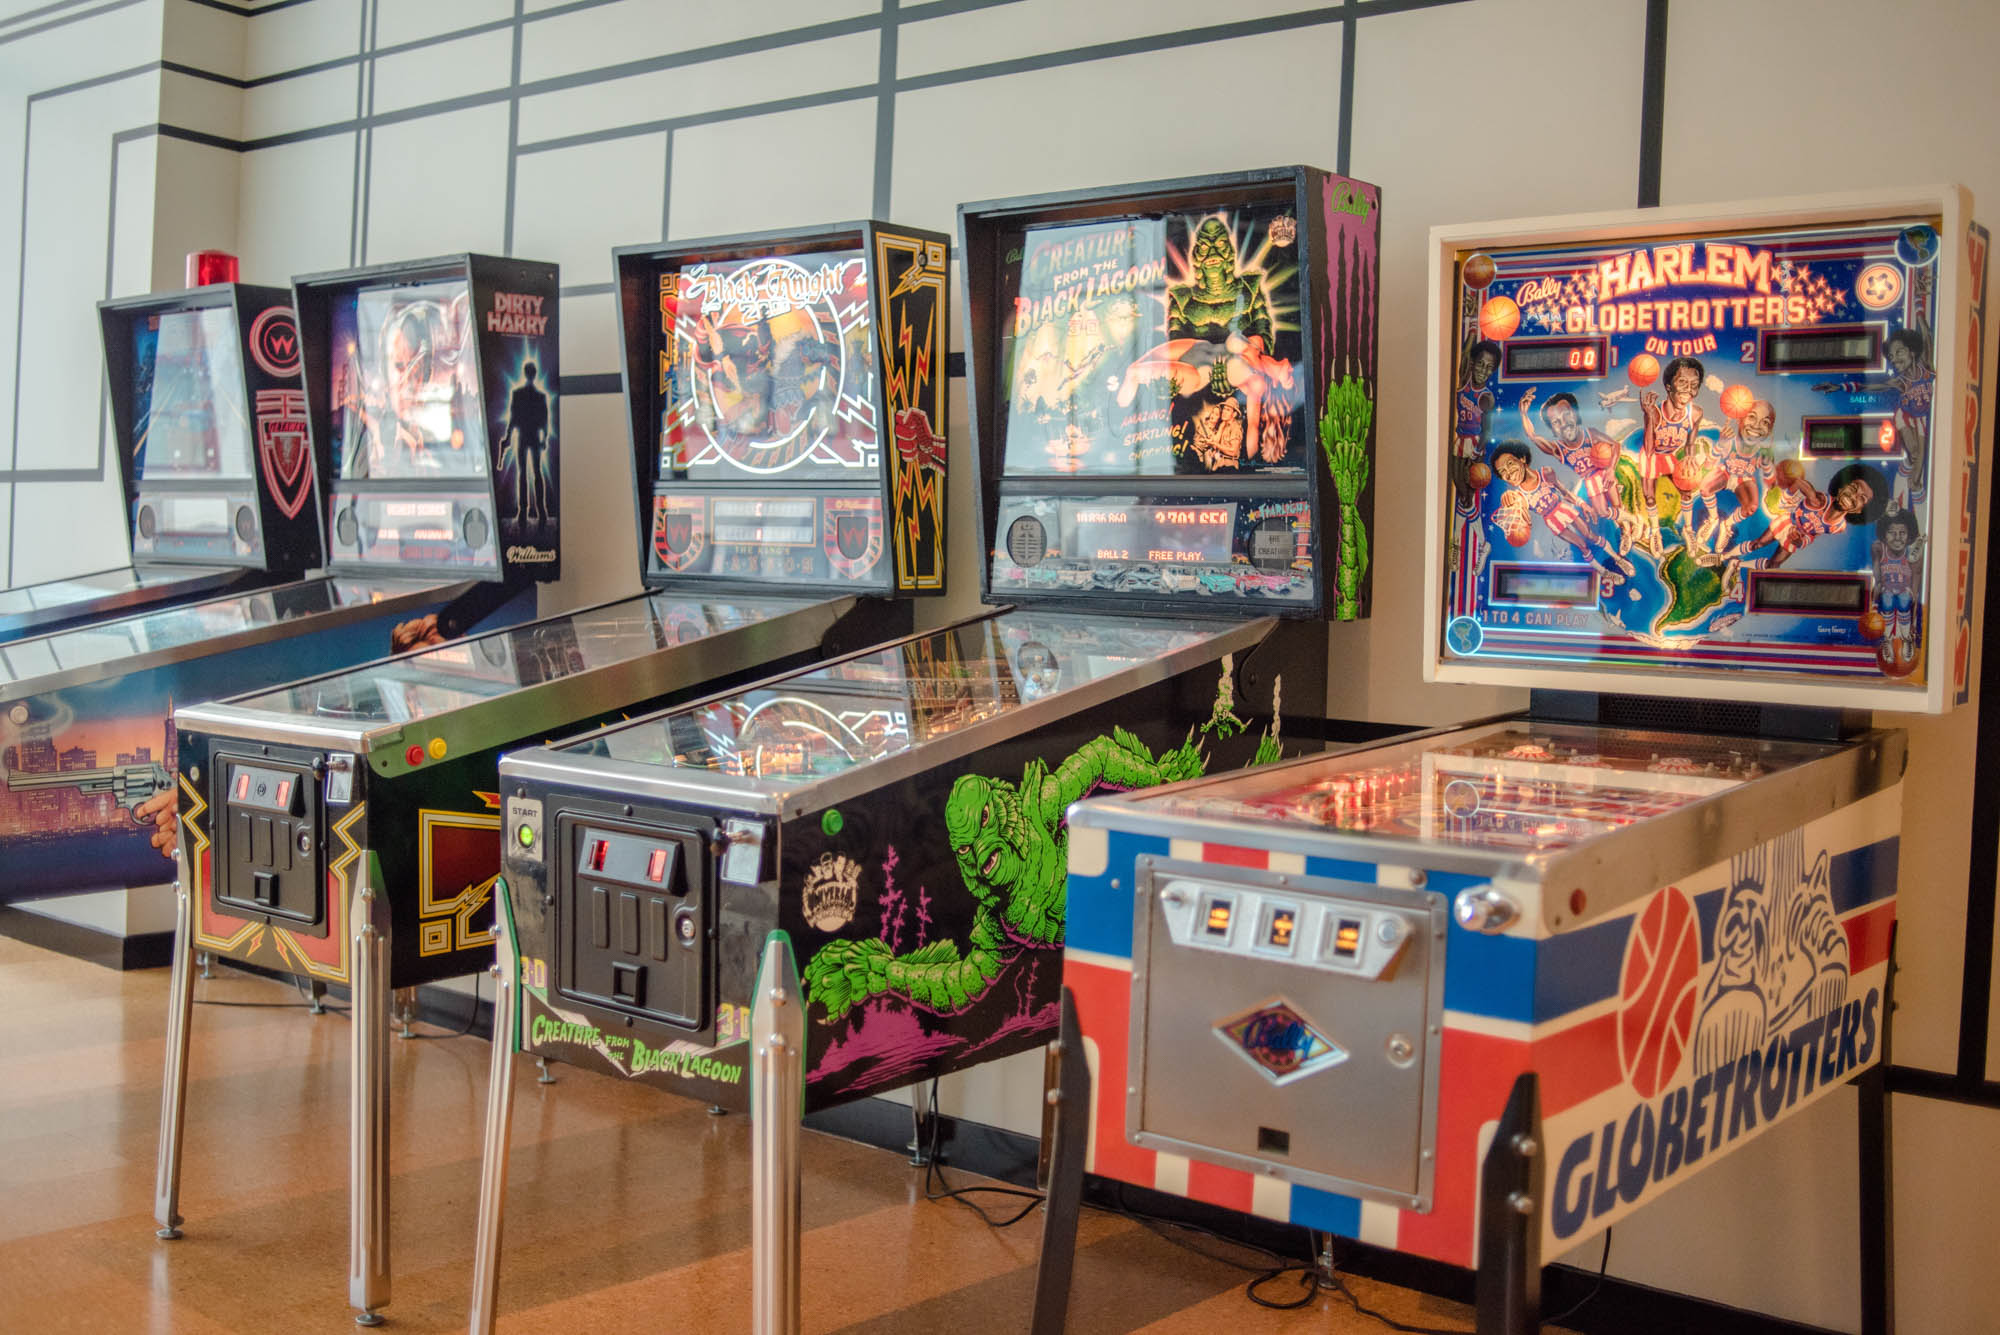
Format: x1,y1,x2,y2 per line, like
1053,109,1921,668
185,250,239,287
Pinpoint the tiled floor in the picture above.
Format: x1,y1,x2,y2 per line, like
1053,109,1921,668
0,935,1506,1332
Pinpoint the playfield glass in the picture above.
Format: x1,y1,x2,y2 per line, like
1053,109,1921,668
1135,720,1839,858
224,596,814,726
0,577,402,681
329,280,489,480
1441,217,1945,686
131,308,254,479
560,611,1235,791
995,204,1309,477
654,247,877,481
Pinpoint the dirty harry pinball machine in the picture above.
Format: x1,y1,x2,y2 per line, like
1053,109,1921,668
464,164,1380,1328
0,264,549,909
0,284,312,645
160,224,949,1326
1033,187,1988,1335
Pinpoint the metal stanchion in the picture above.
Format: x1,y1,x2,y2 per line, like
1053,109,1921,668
349,854,392,1326
750,931,804,1335
468,900,520,1335
153,844,197,1240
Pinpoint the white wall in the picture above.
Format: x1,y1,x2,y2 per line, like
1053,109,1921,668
6,1,1999,1329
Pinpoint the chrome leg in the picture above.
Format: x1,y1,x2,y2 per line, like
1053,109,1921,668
750,931,804,1335
393,986,419,1040
349,854,391,1326
468,913,520,1335
153,846,197,1240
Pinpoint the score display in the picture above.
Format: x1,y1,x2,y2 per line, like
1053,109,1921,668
1503,337,1607,379
1065,503,1237,565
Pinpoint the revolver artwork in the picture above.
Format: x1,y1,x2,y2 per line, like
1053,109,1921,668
5,760,173,825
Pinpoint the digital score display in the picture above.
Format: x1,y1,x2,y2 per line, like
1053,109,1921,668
229,764,297,813
1759,325,1880,373
1802,416,1898,457
1748,572,1868,616
1503,337,1608,379
1491,565,1599,605
711,497,816,547
1065,503,1237,564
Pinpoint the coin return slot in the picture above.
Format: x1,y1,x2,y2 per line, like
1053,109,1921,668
1257,1126,1291,1155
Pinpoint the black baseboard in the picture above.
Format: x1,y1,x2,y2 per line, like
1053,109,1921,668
810,1096,1839,1335
0,904,175,970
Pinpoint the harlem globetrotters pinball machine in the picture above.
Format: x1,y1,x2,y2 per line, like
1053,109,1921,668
0,283,314,645
161,222,950,1325
463,164,1382,1330
1034,186,1987,1334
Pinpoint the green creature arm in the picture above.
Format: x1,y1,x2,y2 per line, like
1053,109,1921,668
1319,375,1374,621
804,905,1007,1022
1241,281,1273,348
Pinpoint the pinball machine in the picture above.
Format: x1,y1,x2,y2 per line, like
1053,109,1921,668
1035,185,1987,1334
0,284,320,644
463,164,1382,1329
159,221,952,1325
0,255,568,909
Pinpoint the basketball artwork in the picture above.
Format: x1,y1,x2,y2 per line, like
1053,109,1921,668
1440,217,1987,693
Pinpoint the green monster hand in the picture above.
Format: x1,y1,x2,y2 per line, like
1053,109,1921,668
801,937,894,1022
1318,375,1374,621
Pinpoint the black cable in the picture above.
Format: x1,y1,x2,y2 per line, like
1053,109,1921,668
193,997,348,1012
1102,1186,1469,1335
402,974,481,1039
1544,1227,1612,1328
917,1078,1045,1228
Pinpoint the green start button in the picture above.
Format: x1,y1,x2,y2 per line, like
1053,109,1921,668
515,822,536,849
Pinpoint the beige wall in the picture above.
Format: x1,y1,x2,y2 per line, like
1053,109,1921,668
5,0,1997,1328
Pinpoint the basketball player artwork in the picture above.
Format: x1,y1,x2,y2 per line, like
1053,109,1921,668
998,207,1309,476
1441,221,1983,685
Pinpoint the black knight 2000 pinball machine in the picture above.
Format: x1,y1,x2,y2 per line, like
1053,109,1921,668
465,164,1382,1329
160,223,950,1325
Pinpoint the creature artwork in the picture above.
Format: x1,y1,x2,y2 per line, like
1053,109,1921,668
997,207,1308,477
1441,219,1972,685
799,661,1284,1097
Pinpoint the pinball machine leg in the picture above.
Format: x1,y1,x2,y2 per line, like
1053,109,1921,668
1474,1072,1544,1335
349,854,392,1326
153,848,198,1240
750,931,804,1335
1858,930,1899,1335
468,909,522,1335
1030,987,1090,1335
